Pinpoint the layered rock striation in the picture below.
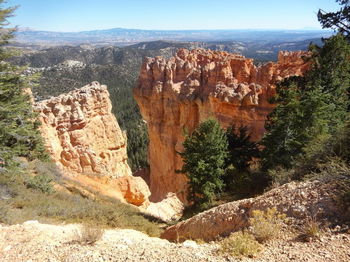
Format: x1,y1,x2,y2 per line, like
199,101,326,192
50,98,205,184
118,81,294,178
34,82,150,206
134,49,310,202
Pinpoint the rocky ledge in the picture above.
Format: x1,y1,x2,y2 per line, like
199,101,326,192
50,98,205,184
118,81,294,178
162,180,346,242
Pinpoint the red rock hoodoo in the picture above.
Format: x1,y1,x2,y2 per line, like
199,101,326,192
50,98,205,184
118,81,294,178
34,82,150,206
134,49,310,202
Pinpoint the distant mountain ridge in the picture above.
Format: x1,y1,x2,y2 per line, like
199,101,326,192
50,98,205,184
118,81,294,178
14,27,332,47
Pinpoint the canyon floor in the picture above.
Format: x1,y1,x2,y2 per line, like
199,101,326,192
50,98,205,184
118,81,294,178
1,220,349,262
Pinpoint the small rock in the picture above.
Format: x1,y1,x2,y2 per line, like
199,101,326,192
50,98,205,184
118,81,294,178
3,245,11,252
182,240,198,248
23,220,39,225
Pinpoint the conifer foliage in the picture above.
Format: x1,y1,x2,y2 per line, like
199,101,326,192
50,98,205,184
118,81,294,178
225,125,260,172
0,1,47,166
178,119,228,207
261,34,350,171
223,125,262,195
318,0,350,38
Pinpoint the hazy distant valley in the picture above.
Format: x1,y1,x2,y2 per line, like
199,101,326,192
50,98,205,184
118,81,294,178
14,27,331,47
13,28,331,64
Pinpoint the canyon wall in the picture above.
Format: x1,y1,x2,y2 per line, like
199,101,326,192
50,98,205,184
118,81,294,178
34,82,150,206
134,49,310,202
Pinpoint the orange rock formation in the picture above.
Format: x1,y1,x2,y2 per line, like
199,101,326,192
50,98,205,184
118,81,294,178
134,49,310,202
34,82,150,206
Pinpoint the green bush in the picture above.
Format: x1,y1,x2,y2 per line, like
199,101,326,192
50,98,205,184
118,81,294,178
23,161,63,194
225,125,260,173
294,122,350,179
33,160,63,180
223,125,268,197
25,174,54,194
224,169,270,198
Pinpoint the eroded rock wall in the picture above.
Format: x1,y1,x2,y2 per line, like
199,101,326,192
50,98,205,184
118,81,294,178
34,82,150,206
134,49,309,202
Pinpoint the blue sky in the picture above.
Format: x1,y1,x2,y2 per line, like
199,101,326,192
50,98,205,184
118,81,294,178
5,0,341,32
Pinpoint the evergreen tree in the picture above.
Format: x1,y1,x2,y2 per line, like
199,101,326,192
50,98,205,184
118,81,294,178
306,34,350,117
0,1,47,167
225,125,260,172
223,125,262,196
261,35,350,171
261,77,306,170
318,0,350,38
178,118,228,207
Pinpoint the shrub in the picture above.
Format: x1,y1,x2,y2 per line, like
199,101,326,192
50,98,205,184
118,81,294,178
319,159,350,213
268,166,294,188
299,216,322,242
249,208,286,243
25,174,54,194
72,224,104,245
0,204,9,223
33,160,63,181
219,231,262,258
301,158,350,215
223,168,270,199
24,161,64,194
223,125,268,198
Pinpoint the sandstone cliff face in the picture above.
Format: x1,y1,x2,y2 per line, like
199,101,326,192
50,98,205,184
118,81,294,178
34,82,150,206
134,49,309,202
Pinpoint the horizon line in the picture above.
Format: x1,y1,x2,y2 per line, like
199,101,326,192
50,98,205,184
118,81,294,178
18,26,333,34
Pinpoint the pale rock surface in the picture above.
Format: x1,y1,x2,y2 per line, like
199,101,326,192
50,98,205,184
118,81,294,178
34,82,150,206
134,49,310,202
161,180,343,242
1,218,349,261
146,193,184,222
0,221,226,262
